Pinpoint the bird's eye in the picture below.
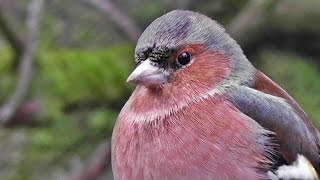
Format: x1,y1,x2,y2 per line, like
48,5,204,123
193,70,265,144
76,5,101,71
177,52,191,66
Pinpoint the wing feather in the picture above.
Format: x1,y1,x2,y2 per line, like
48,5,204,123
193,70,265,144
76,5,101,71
226,72,320,172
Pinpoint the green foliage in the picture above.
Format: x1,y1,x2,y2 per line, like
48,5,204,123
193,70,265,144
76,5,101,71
37,44,134,105
257,50,320,126
0,46,14,100
12,109,118,180
1,44,134,179
39,12,60,48
12,119,87,180
32,44,134,123
0,45,12,73
87,109,117,136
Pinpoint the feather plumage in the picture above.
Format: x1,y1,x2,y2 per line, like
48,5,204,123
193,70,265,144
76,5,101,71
111,10,320,179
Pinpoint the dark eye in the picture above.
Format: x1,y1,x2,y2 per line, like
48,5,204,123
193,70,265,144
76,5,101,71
177,52,191,66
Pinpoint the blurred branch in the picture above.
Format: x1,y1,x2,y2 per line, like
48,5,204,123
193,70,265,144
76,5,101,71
0,0,44,124
86,0,142,42
0,4,24,66
70,140,111,180
227,0,320,66
226,0,278,47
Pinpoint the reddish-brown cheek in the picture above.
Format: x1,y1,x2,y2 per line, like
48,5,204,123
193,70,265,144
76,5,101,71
129,45,231,114
169,48,231,96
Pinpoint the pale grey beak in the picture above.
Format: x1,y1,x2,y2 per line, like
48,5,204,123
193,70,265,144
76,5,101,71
127,59,168,85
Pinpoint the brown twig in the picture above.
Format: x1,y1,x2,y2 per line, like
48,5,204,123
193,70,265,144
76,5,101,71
0,0,44,124
70,140,112,180
86,0,142,42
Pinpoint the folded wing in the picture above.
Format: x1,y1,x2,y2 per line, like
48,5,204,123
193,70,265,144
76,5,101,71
226,71,320,173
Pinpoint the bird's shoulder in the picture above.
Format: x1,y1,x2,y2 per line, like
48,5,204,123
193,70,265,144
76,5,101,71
224,71,320,172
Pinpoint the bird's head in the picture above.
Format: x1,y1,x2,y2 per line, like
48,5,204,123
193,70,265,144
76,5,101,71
127,10,255,101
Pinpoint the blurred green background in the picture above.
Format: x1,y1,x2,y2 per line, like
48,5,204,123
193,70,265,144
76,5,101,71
0,0,319,179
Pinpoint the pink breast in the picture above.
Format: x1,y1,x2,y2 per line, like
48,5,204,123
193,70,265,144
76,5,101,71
112,96,269,180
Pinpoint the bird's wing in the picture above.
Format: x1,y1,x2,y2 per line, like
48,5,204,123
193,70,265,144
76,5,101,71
226,71,320,172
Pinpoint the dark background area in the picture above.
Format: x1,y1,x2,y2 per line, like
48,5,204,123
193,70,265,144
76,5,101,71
0,0,319,179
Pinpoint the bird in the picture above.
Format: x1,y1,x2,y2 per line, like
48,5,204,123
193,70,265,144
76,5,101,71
111,10,320,179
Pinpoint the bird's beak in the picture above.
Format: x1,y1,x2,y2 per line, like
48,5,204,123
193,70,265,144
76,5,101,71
127,59,168,86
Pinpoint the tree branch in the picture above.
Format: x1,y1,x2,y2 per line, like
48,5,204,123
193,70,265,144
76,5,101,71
86,0,142,42
0,4,24,64
70,140,112,180
0,0,44,124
